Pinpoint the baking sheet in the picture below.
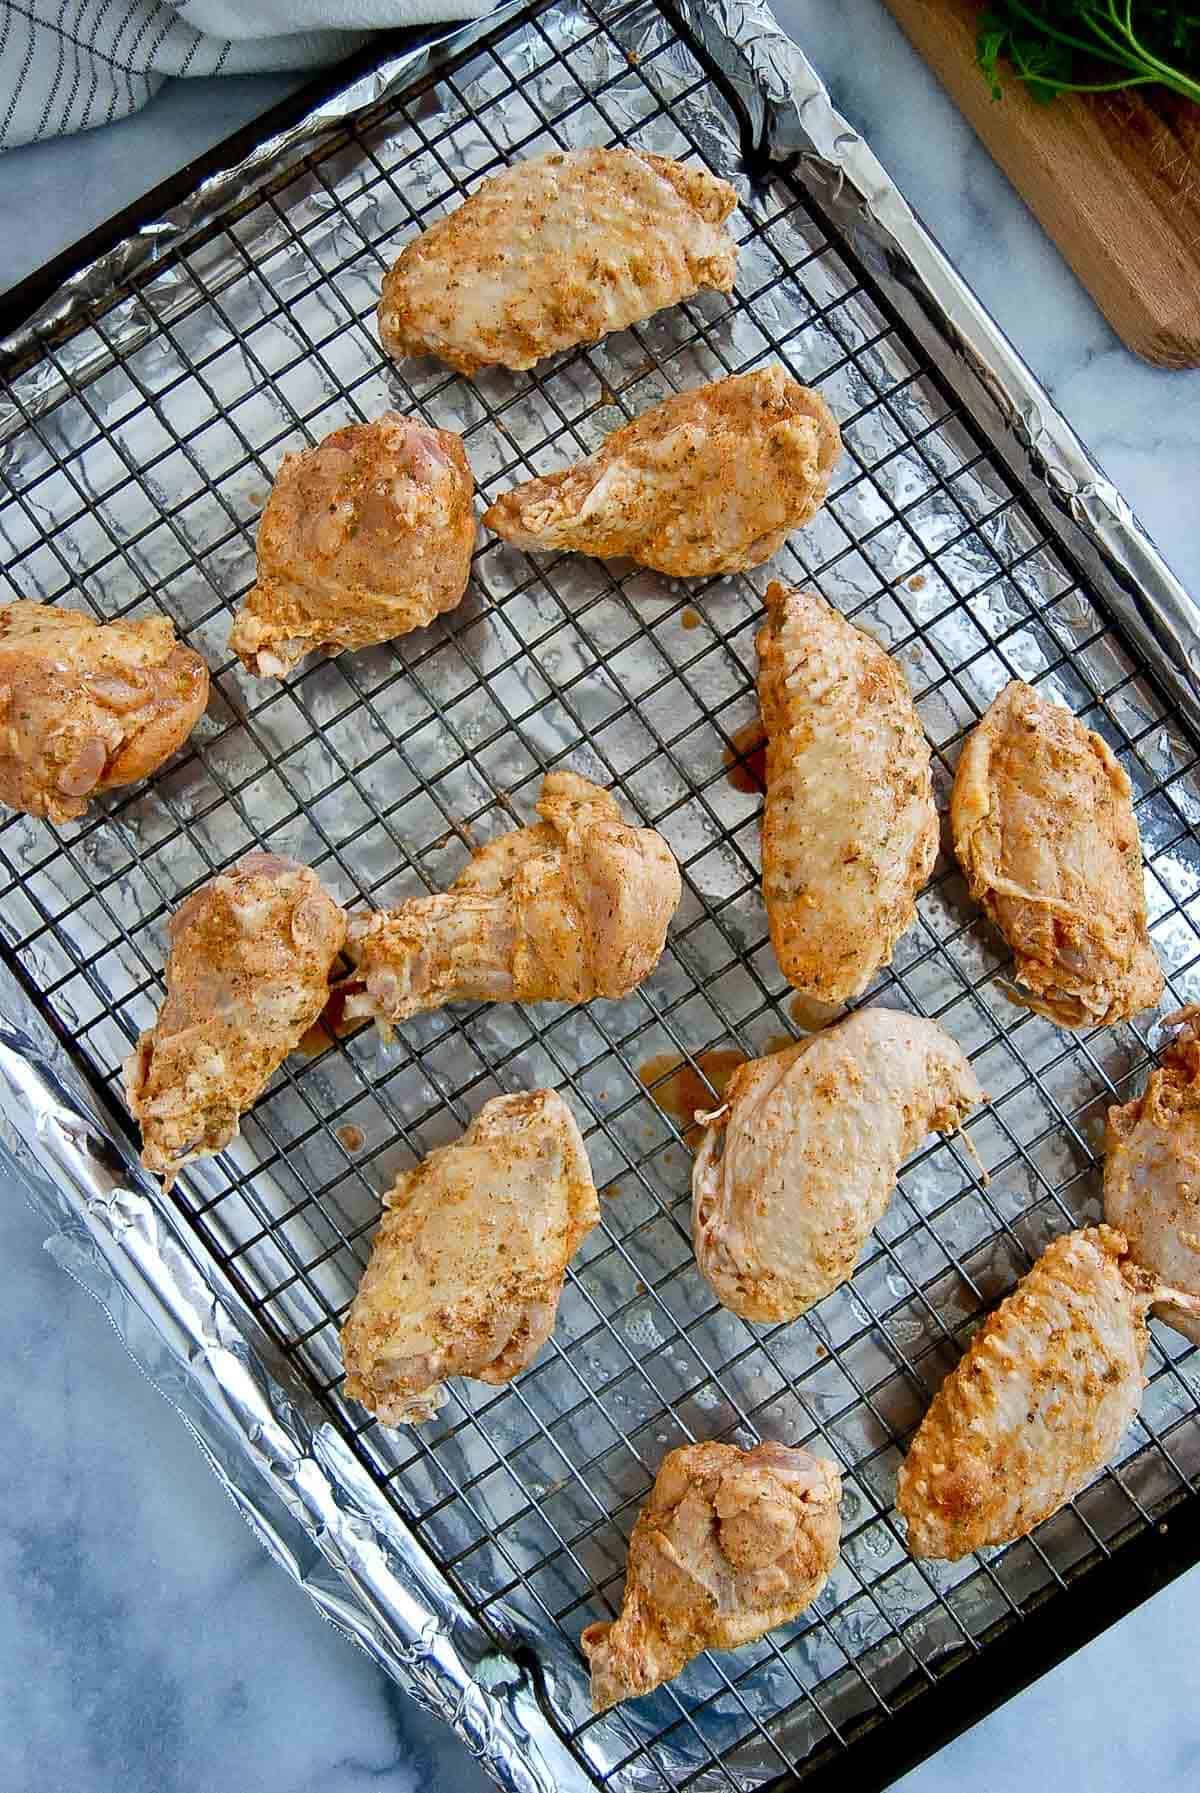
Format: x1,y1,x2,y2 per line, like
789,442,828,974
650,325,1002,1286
2,2,1200,1790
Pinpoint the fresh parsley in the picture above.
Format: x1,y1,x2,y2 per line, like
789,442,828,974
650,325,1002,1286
978,2,1200,105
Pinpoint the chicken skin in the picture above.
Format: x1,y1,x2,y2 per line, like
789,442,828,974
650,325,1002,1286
0,600,208,823
758,583,936,1003
343,771,681,1036
340,1089,599,1424
124,853,347,1185
1105,1008,1200,1346
897,1226,1199,1560
581,1441,841,1711
951,680,1163,1027
229,413,476,679
378,147,738,375
693,1009,982,1323
483,366,840,578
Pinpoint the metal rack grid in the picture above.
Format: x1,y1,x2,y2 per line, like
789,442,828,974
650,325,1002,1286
2,0,1199,1786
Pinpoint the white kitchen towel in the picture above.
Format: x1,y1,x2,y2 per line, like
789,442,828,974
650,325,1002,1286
0,0,490,150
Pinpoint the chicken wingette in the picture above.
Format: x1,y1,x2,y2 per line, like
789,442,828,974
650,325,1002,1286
341,1089,599,1424
693,1009,983,1322
757,582,937,1002
951,680,1163,1027
0,599,208,823
897,1225,1199,1559
1105,1007,1200,1346
378,147,738,374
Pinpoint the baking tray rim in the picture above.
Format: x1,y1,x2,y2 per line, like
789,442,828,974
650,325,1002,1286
0,3,1197,1790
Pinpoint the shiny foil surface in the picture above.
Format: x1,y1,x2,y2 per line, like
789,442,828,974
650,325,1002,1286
1,4,1199,1790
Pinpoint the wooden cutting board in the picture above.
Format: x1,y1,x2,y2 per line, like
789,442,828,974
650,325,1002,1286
881,0,1200,365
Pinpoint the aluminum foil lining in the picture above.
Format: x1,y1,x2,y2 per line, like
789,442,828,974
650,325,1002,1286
1,3,1199,1792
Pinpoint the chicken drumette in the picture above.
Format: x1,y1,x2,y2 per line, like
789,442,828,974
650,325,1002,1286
124,853,346,1185
581,1441,842,1711
483,367,840,578
1105,1007,1200,1346
0,599,208,823
758,583,937,1003
897,1225,1199,1559
378,147,738,374
344,771,681,1035
341,1089,599,1424
229,413,476,679
692,1009,982,1323
951,680,1163,1027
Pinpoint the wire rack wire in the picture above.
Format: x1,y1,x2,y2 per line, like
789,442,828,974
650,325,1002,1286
2,1,1200,1786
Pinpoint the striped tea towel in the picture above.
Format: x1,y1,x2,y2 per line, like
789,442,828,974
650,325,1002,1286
0,0,490,150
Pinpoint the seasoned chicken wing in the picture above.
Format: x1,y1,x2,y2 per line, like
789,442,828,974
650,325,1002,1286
378,147,738,374
951,680,1163,1027
758,583,936,1002
1105,1007,1200,1346
124,853,346,1185
483,366,840,578
693,1009,982,1322
581,1441,841,1711
0,599,208,823
341,1089,599,1424
344,771,681,1036
229,413,476,679
897,1226,1198,1559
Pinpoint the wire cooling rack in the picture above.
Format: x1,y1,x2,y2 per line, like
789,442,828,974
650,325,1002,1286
2,2,1200,1788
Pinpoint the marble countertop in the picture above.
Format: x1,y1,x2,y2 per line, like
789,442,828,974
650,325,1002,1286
1,4,1197,1790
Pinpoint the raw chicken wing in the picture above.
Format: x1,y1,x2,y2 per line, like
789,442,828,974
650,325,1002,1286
898,1225,1198,1559
693,1009,982,1322
0,599,208,823
341,1089,599,1424
1105,1007,1200,1345
344,771,681,1035
230,413,476,678
581,1441,841,1710
378,147,738,374
483,366,840,578
758,583,936,1002
951,680,1162,1026
124,853,347,1184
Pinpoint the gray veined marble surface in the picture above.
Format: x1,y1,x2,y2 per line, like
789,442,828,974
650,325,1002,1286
1,4,1198,1790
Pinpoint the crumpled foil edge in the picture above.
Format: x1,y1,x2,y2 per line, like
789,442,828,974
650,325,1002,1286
1,3,1199,1789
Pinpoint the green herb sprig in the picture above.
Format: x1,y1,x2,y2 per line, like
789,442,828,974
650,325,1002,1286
978,2,1200,105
